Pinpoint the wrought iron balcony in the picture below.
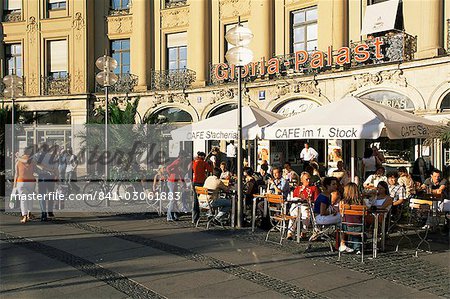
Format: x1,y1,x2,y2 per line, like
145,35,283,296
109,0,132,15
95,73,138,93
351,31,417,65
41,75,70,96
3,10,22,22
164,0,187,9
0,77,26,98
151,69,196,90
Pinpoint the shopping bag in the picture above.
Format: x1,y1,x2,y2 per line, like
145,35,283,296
9,187,18,209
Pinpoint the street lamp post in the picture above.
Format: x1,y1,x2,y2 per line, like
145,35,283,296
225,18,253,228
3,74,23,176
95,55,118,206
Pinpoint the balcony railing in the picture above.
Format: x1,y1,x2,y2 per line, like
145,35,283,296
164,0,187,9
151,69,196,90
95,73,138,93
447,19,450,53
351,31,417,64
109,0,132,15
0,77,26,98
3,10,22,22
41,75,70,96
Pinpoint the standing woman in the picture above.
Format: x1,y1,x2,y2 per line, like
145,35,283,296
14,146,36,223
362,148,378,180
166,152,186,221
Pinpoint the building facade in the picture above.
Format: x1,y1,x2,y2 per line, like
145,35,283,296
1,0,450,173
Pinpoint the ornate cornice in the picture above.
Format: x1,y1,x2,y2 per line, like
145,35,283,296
210,87,251,105
219,0,251,19
150,92,190,108
275,79,321,99
161,6,189,29
107,15,133,34
350,70,407,92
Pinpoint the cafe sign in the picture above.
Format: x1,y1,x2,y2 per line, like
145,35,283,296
212,38,384,81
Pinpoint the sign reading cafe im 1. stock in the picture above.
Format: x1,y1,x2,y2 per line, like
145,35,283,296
212,38,385,81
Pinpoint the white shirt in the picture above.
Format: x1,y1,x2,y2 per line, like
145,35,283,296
300,147,318,161
226,143,236,158
362,156,377,172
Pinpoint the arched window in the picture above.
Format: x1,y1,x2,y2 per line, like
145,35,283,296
440,93,450,111
208,104,237,117
146,107,192,124
360,91,414,111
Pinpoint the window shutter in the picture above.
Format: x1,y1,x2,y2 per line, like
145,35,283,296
167,32,187,47
49,40,68,72
5,0,22,10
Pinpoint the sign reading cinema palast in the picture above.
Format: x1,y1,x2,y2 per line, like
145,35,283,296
213,38,384,80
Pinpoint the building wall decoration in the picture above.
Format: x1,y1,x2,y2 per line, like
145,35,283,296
210,87,252,105
161,7,189,29
219,0,251,19
26,16,39,44
72,12,85,40
350,69,407,92
151,92,190,108
27,73,38,95
107,15,133,35
73,69,84,93
276,79,321,99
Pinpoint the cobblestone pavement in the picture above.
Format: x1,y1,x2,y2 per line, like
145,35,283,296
1,211,448,298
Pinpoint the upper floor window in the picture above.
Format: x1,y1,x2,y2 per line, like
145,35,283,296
224,21,249,58
166,32,187,70
48,40,68,79
111,39,130,75
441,93,450,111
111,0,129,10
48,0,66,10
291,6,318,52
5,44,22,77
4,0,22,13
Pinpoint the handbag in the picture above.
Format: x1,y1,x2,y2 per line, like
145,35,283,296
9,187,18,209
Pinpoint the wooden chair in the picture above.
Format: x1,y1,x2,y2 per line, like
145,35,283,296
265,194,297,244
339,204,368,263
194,186,217,229
395,198,432,257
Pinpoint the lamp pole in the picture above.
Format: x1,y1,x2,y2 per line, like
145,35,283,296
225,18,253,228
3,74,23,177
95,55,118,206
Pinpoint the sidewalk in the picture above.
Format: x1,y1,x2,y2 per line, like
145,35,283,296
1,212,448,298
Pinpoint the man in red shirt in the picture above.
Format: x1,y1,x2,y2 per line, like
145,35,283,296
192,151,213,224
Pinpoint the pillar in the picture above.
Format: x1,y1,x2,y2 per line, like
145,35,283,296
188,0,209,87
132,0,150,90
332,0,348,49
248,0,273,61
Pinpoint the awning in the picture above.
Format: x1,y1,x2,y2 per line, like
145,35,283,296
361,0,399,35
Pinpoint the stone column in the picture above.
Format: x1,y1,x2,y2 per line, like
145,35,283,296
132,0,150,90
418,0,444,58
248,0,272,61
332,0,348,49
188,0,209,87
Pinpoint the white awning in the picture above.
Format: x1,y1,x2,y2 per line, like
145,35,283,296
49,40,68,72
361,0,399,35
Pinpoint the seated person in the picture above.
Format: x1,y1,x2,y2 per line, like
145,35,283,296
257,163,272,186
339,183,363,253
313,177,340,225
332,161,350,187
398,166,416,198
201,168,231,221
283,162,299,187
288,171,321,239
372,181,393,210
363,166,387,189
219,162,231,180
420,169,449,212
387,171,406,207
243,168,258,206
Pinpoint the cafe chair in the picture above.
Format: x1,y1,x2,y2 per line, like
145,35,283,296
307,201,336,253
265,194,297,245
339,204,368,263
194,186,221,230
395,198,432,257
